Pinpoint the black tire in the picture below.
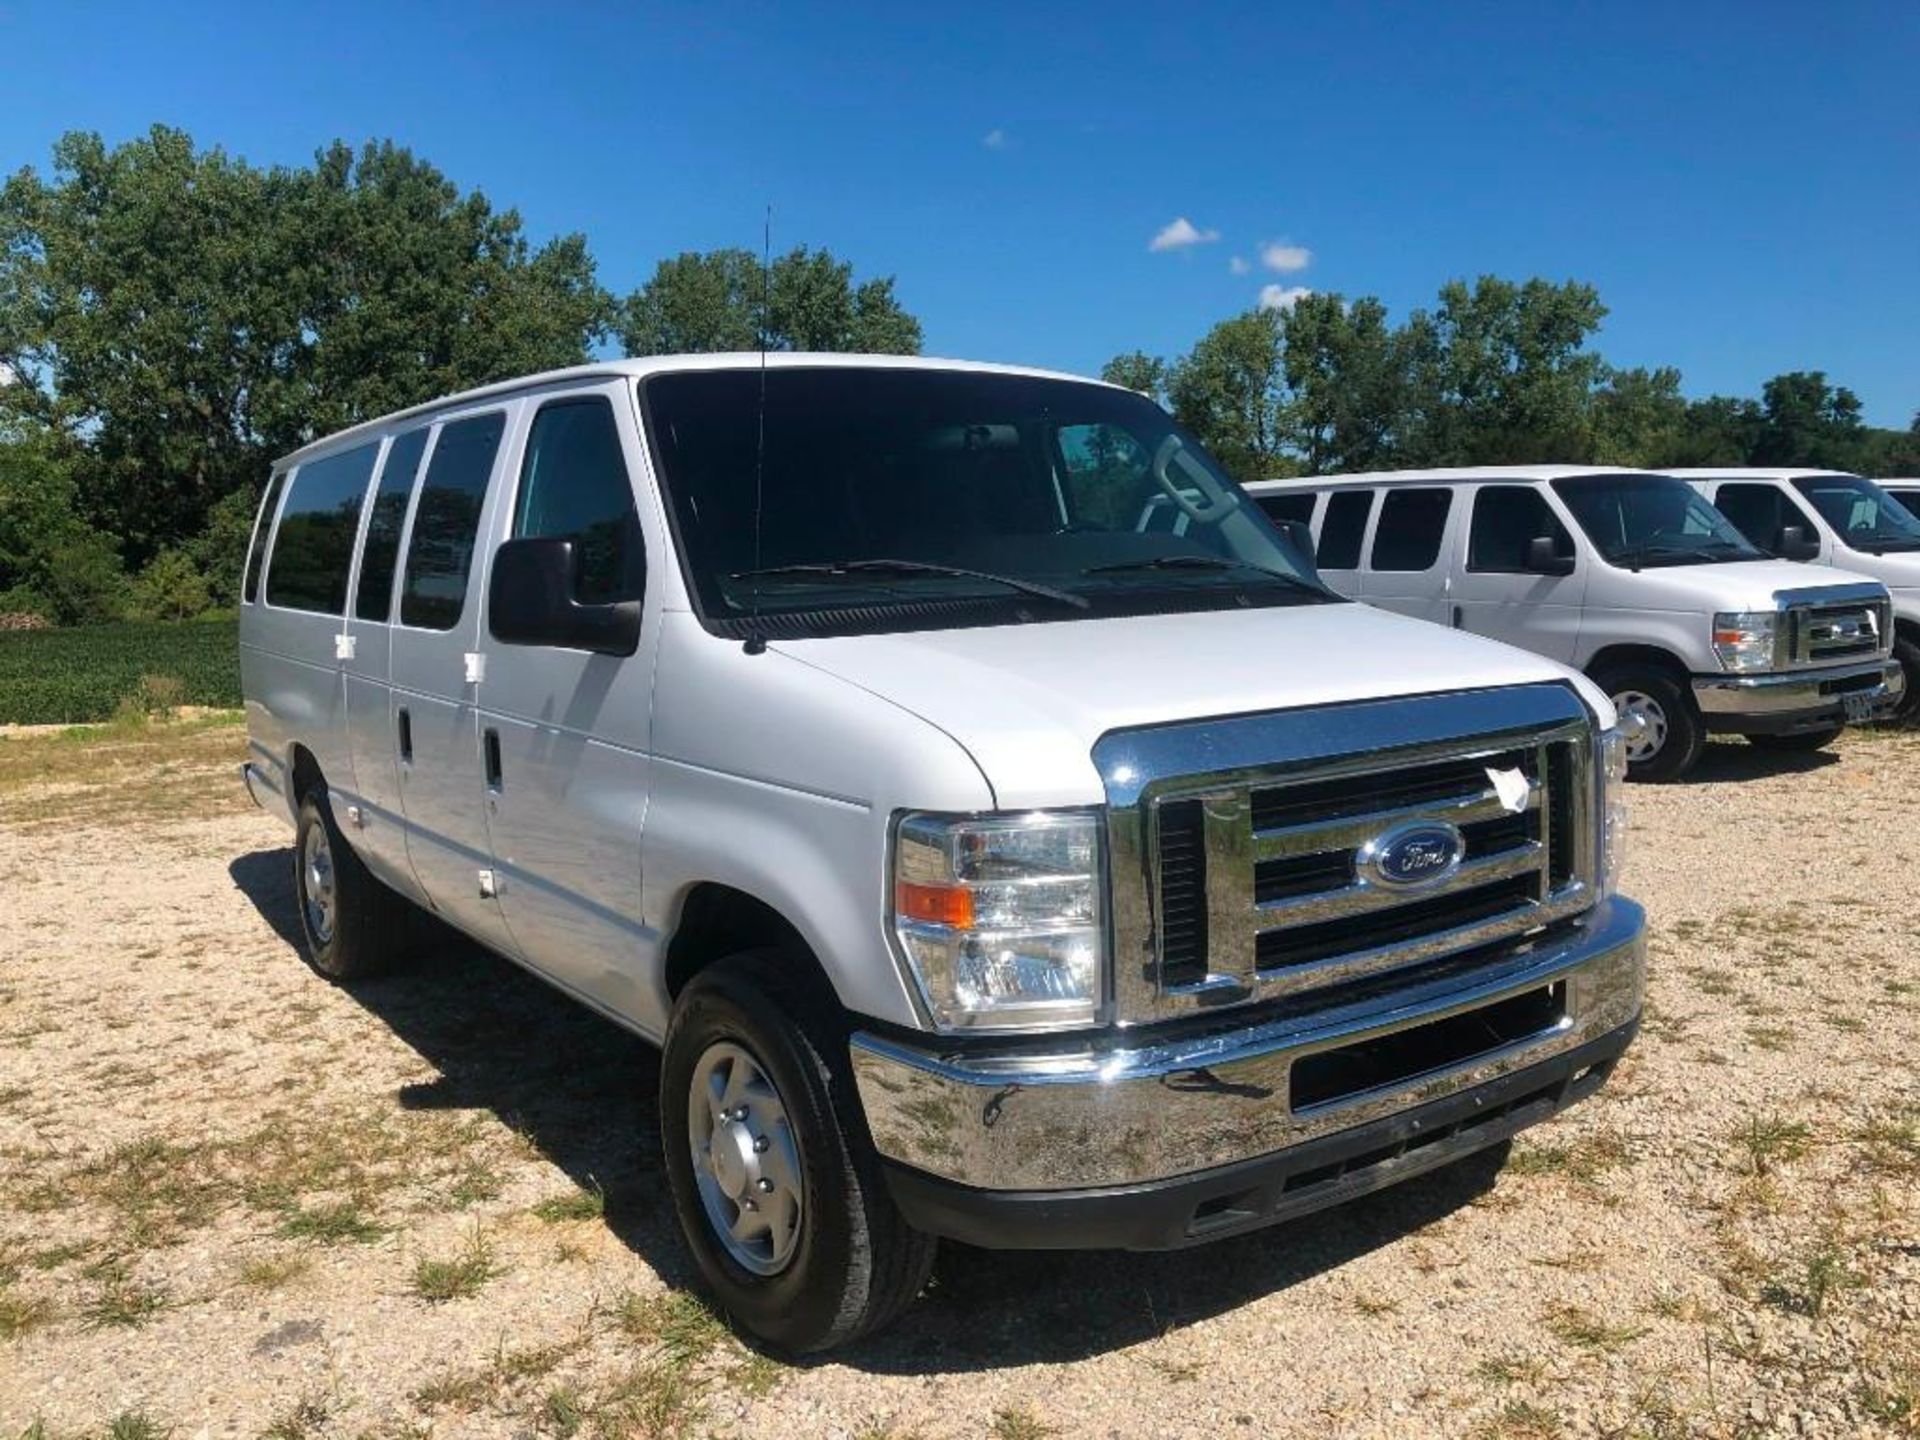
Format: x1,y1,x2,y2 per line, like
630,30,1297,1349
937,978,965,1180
1745,727,1841,754
293,788,411,981
660,949,936,1353
1592,663,1705,783
1894,631,1920,724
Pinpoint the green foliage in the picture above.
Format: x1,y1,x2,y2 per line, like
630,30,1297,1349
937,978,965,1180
1751,370,1867,470
132,549,212,621
1283,293,1411,473
0,432,127,624
0,620,238,723
1099,350,1168,400
186,486,260,609
619,245,922,356
1165,308,1294,480
0,126,610,568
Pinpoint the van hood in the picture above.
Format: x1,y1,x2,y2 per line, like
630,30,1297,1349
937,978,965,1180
772,602,1607,809
1606,558,1883,610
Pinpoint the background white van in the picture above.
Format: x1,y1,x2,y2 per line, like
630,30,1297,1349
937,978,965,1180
1245,467,1901,781
1669,469,1920,720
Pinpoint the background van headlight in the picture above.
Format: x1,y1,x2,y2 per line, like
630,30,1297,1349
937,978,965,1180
892,810,1103,1032
1712,611,1780,672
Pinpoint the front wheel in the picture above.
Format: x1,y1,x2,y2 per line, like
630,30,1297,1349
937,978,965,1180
1593,666,1704,782
660,950,935,1353
1745,727,1841,754
1893,632,1920,724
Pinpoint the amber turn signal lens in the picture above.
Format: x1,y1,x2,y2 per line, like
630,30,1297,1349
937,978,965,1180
895,881,975,928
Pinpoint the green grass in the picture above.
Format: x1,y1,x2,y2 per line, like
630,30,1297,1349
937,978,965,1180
412,1231,496,1303
0,619,239,724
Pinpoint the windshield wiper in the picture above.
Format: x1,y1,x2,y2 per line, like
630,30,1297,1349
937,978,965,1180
730,558,1089,609
1082,554,1320,591
1610,542,1756,568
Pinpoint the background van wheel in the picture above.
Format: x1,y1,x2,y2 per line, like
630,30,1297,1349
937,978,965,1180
660,949,935,1353
1745,727,1841,754
1894,632,1920,724
1593,665,1704,782
293,788,410,981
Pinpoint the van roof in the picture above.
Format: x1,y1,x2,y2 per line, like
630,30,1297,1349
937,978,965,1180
275,352,1115,468
1244,464,1655,492
1660,467,1863,481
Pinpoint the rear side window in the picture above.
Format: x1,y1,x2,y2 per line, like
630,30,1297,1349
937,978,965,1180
401,412,507,631
1712,483,1816,553
1890,488,1920,513
242,472,287,605
512,398,645,604
266,444,380,614
1256,493,1316,526
1370,488,1453,572
1467,486,1573,573
353,428,430,622
1317,489,1374,569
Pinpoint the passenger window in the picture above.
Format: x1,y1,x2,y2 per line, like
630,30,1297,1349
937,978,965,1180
266,443,381,614
1714,483,1815,552
354,429,430,622
512,398,645,604
1890,488,1920,513
400,412,507,631
1370,489,1453,572
1317,490,1374,569
1256,493,1316,527
242,471,287,605
1467,487,1573,573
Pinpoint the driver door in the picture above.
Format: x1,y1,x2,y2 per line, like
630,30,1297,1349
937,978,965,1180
1451,484,1586,660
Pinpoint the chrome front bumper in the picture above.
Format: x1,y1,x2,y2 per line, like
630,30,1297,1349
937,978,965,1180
1692,656,1904,720
850,896,1645,1193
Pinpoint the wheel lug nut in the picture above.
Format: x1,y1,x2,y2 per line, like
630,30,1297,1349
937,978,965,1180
756,1177,774,1193
753,1136,769,1153
742,1197,757,1211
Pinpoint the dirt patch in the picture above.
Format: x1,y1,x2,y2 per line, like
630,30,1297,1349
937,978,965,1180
1,722,1916,1437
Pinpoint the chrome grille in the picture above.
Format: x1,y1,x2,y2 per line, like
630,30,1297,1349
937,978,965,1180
1096,685,1598,1026
1790,598,1890,664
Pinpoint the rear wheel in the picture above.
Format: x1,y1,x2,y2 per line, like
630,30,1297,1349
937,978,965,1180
1745,727,1841,754
1894,631,1920,724
293,788,412,980
660,949,935,1353
1593,665,1704,782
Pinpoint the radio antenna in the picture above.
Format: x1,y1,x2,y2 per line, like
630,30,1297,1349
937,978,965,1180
744,203,772,655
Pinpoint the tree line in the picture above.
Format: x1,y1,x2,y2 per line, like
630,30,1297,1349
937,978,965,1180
1,125,1913,627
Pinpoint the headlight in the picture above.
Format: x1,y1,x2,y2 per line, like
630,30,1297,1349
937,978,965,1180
892,810,1104,1032
1596,727,1629,899
1712,611,1780,672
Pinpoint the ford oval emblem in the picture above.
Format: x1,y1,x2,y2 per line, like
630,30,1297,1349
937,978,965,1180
1361,821,1466,889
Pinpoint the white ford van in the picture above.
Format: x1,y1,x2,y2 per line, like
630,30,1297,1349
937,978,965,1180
1668,469,1920,721
240,357,1644,1350
1244,467,1901,781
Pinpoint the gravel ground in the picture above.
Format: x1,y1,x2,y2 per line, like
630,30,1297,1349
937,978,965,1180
0,720,1915,1439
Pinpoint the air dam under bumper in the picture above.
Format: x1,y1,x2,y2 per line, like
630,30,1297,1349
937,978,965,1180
851,896,1644,1250
1692,657,1904,733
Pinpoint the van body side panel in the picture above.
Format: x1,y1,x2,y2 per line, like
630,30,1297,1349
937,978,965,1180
473,382,660,1020
1450,484,1588,661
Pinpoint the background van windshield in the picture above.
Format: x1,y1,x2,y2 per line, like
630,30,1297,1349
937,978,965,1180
1552,473,1760,567
641,368,1326,633
1791,474,1920,552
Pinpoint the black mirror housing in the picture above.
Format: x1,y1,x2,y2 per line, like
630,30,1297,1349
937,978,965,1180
1776,525,1820,561
1525,536,1575,576
489,537,641,657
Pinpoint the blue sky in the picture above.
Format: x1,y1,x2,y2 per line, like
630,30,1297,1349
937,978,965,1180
2,1,1915,423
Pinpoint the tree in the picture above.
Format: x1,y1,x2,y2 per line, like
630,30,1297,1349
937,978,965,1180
1401,277,1607,465
1281,294,1410,473
0,430,125,623
1751,371,1867,470
1670,396,1764,466
0,127,610,568
1164,309,1296,480
1100,351,1168,403
1589,366,1689,466
619,246,921,356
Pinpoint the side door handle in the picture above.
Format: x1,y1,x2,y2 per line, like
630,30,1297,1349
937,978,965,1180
483,727,503,791
397,706,413,763
1451,604,1464,629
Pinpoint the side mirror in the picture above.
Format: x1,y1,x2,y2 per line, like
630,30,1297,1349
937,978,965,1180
1775,524,1820,561
489,537,641,657
1274,519,1322,581
1526,536,1575,576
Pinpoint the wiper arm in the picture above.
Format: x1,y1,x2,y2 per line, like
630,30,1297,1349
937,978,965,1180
730,557,1089,610
1084,554,1320,591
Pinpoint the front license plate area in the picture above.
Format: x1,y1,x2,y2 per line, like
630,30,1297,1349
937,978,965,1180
1843,691,1877,723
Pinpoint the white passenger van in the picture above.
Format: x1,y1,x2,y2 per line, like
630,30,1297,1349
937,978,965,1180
241,358,1645,1350
1245,467,1901,781
1668,469,1920,720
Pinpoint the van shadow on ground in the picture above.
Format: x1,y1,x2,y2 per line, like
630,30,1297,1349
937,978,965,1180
1682,737,1841,786
229,846,1507,1373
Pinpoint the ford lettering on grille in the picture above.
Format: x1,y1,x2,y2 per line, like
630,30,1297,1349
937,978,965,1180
1362,822,1466,889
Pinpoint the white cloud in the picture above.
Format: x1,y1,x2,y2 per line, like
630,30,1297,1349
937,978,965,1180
982,128,1011,150
1228,255,1251,275
1259,284,1312,312
1260,241,1312,273
1149,216,1220,252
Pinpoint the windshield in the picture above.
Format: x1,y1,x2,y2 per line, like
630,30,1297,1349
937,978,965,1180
1551,473,1763,568
1791,475,1920,553
640,367,1330,636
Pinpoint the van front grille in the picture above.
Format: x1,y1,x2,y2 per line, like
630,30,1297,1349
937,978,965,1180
1791,598,1890,665
1097,686,1599,1024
